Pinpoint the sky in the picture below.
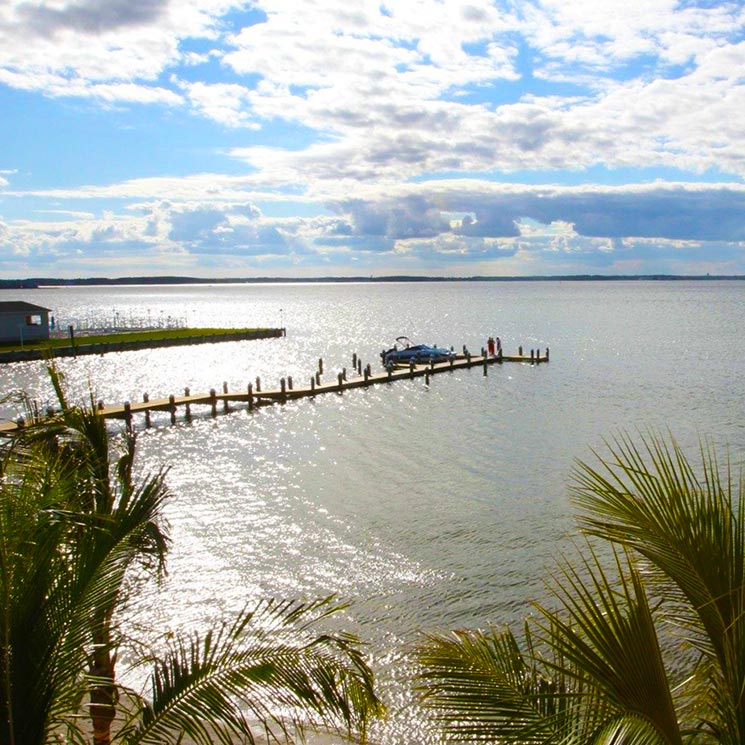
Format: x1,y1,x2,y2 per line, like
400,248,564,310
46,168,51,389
2,0,745,278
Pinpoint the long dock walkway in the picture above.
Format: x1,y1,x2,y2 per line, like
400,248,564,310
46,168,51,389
0,345,549,433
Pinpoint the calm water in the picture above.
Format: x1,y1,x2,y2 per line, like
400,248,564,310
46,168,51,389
2,280,744,742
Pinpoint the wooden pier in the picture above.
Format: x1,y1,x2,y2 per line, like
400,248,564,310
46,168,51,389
0,345,549,433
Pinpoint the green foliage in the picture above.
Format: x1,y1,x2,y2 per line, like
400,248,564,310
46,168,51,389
0,368,383,745
417,433,744,744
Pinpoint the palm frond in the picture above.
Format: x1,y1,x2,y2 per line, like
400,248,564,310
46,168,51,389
123,598,383,745
571,432,745,742
535,543,681,745
592,714,673,745
416,622,588,743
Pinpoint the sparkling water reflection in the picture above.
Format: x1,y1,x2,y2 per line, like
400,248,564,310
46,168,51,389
2,280,745,742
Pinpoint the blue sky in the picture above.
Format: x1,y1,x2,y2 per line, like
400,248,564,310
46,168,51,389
2,0,745,278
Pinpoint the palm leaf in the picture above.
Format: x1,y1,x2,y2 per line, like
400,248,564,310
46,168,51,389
123,598,383,745
416,622,589,743
535,543,681,745
571,432,745,742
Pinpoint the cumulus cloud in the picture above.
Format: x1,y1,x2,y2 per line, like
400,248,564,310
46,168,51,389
4,0,745,276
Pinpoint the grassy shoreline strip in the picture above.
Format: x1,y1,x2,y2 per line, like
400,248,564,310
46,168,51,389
0,327,284,363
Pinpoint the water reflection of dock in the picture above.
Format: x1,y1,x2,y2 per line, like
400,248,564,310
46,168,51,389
1,345,549,432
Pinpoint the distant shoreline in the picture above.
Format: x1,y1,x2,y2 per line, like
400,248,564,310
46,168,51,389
2,274,744,289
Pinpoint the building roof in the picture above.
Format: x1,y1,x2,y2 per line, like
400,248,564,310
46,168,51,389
0,301,52,313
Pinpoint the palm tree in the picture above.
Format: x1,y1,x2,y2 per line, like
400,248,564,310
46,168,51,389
2,369,171,745
416,433,742,743
0,370,383,745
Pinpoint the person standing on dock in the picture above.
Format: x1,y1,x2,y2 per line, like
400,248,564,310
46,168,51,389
487,337,495,356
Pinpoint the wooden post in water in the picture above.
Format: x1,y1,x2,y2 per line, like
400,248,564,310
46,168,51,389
247,383,253,411
337,371,343,389
483,356,488,376
310,377,315,392
546,346,550,361
519,345,523,356
342,367,347,381
280,378,286,397
530,349,535,364
409,360,415,378
210,388,217,417
357,359,362,375
425,370,430,385
143,393,151,428
315,371,321,385
352,352,357,368
169,394,177,425
184,387,192,420
223,382,229,412
318,357,324,374
364,364,370,384
255,376,261,393
123,401,132,430
288,376,293,390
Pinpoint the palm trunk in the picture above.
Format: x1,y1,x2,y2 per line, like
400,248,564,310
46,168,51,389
89,650,117,745
89,612,118,745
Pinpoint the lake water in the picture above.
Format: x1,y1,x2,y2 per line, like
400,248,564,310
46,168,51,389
1,280,743,742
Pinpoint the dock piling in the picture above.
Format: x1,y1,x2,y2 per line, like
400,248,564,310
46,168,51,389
352,352,357,368
11,337,552,435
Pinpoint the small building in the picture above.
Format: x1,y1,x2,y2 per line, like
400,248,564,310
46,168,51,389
0,301,52,345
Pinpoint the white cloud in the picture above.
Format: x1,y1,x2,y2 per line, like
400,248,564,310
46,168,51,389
181,81,258,128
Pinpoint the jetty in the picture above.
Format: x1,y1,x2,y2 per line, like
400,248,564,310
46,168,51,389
0,344,549,433
0,328,284,364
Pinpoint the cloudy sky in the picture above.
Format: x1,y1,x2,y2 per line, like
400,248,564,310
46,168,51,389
2,0,745,278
